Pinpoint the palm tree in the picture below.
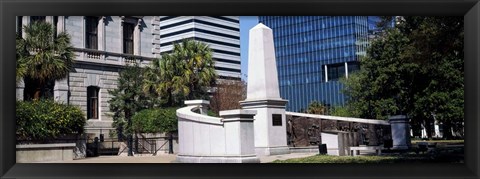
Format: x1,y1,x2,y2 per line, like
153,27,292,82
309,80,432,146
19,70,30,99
171,39,217,100
305,101,329,115
16,21,74,100
143,54,189,106
143,39,217,106
16,33,28,84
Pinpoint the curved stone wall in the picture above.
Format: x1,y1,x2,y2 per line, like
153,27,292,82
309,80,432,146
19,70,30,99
176,100,259,163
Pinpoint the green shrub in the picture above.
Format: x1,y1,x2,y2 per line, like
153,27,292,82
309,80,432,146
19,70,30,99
16,100,86,142
207,109,219,117
132,108,178,134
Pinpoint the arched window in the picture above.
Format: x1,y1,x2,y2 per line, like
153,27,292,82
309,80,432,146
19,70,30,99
87,86,100,119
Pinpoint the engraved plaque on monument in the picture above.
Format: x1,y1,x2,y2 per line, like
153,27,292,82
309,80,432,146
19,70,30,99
272,114,282,126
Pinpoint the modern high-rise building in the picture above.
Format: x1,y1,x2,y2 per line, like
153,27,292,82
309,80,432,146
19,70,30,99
159,16,241,80
259,16,382,112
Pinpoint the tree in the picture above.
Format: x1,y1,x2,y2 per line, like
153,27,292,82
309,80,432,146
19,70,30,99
131,108,178,134
343,28,410,120
342,17,464,139
143,39,217,107
210,80,246,114
16,34,28,83
108,63,150,156
143,54,188,107
16,21,74,100
172,39,217,100
304,101,329,115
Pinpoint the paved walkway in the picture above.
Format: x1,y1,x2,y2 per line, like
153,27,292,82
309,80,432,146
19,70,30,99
259,152,317,163
50,152,317,163
53,154,177,163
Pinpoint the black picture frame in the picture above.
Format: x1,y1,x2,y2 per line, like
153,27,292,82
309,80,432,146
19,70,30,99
1,0,479,178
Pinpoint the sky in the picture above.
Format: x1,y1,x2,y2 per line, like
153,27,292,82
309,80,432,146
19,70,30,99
239,16,259,81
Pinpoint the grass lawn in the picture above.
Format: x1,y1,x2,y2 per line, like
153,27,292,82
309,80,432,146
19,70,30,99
271,152,463,163
273,139,464,163
411,139,464,145
273,143,464,163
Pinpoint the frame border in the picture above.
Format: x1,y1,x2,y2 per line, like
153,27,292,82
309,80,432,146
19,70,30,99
1,0,479,178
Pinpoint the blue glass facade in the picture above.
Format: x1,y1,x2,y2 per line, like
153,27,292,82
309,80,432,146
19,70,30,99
259,16,381,112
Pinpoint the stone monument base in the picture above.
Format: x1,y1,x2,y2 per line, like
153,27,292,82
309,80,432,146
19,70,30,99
176,155,260,163
255,146,290,156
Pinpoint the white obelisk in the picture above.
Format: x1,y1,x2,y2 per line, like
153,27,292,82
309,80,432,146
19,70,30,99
240,23,290,156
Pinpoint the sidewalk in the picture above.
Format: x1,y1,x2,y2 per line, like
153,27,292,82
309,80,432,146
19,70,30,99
50,152,317,163
259,152,317,163
52,154,177,163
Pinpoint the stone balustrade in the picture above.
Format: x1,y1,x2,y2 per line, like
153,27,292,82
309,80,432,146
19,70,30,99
73,47,154,67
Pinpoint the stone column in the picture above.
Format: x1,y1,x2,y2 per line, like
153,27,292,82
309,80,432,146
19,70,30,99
46,16,54,24
16,80,25,101
57,16,65,34
22,16,30,38
98,16,106,51
134,18,142,56
220,109,259,163
54,78,69,104
184,100,209,115
240,23,289,156
389,115,411,150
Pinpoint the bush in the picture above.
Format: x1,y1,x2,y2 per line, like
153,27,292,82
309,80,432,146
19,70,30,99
131,108,178,134
16,100,86,142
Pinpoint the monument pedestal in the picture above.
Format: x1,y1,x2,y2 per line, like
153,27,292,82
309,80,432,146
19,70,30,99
241,99,290,156
255,146,290,156
389,115,411,150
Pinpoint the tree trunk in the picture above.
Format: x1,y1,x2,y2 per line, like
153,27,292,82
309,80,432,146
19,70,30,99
167,89,173,106
442,121,453,140
425,118,433,139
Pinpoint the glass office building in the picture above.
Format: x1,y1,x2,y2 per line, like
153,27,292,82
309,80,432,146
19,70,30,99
259,16,381,112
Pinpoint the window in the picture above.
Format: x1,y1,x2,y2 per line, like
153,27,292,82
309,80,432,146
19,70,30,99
87,86,100,119
53,16,58,36
348,61,360,74
31,16,46,22
23,78,55,100
326,63,346,81
123,22,134,54
17,16,23,35
85,16,98,49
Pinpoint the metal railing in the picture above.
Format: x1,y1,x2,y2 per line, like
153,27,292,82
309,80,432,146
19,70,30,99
17,134,178,157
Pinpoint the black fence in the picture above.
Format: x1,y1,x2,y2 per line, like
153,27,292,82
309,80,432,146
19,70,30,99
88,135,178,157
17,133,178,157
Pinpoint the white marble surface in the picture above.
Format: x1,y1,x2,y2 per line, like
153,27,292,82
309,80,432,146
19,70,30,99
176,100,259,163
245,23,282,101
286,111,390,125
240,23,289,156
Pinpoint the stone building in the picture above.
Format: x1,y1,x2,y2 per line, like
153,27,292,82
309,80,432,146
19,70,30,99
16,16,159,137
16,16,240,138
